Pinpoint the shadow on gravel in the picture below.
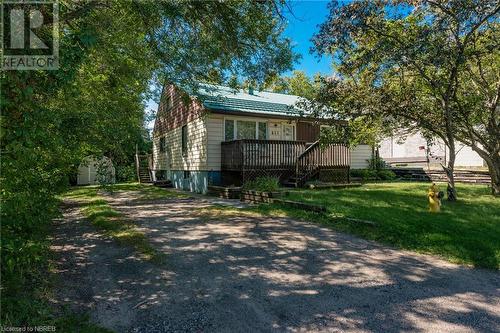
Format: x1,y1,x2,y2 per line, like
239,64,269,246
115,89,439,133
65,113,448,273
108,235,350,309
54,194,500,332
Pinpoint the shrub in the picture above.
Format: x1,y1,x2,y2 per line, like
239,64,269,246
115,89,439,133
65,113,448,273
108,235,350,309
242,176,280,192
366,170,378,179
351,169,397,181
353,154,396,181
116,164,137,182
349,169,365,178
368,155,387,170
1,192,60,326
377,169,397,180
96,158,116,192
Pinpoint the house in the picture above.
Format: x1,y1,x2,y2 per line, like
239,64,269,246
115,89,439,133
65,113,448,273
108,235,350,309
151,83,373,193
379,132,485,168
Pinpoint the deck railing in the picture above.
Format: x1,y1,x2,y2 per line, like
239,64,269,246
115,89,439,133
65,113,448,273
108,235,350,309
221,139,307,170
295,140,350,184
221,139,350,185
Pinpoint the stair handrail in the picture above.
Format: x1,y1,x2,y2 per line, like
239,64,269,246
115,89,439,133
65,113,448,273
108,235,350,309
295,140,321,185
297,140,320,160
135,152,141,183
136,153,153,183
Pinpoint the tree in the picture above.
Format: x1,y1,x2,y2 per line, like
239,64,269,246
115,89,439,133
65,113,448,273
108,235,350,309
299,73,395,152
312,0,500,198
0,0,296,325
135,1,298,89
452,27,500,195
263,70,320,99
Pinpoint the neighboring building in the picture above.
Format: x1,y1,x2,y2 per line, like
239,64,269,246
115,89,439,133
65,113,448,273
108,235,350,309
152,83,373,193
77,156,116,185
379,132,485,168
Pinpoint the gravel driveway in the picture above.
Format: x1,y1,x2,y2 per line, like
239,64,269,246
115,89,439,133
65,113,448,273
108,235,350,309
52,189,500,333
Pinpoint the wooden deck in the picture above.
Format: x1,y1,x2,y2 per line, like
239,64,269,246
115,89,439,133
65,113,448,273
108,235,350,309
221,139,350,186
221,139,306,171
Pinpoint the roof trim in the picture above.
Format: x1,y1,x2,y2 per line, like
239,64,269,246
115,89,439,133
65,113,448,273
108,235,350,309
209,108,299,120
208,108,344,124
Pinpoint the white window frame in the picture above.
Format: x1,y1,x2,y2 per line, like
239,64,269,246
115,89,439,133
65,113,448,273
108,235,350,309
282,123,296,141
223,117,268,141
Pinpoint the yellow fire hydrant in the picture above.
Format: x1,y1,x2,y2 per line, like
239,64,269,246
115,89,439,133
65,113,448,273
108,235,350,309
428,183,443,212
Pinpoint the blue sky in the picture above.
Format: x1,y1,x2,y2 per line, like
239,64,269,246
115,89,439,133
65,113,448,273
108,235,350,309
146,1,332,126
282,0,332,77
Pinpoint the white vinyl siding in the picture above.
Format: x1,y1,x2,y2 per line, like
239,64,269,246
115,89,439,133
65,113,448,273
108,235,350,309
77,157,115,185
153,117,208,171
351,145,373,169
379,131,485,167
207,114,295,171
207,115,225,170
455,145,484,167
156,113,367,172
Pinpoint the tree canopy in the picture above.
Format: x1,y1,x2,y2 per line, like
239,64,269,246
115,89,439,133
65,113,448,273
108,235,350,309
263,70,320,99
0,0,296,325
311,0,500,196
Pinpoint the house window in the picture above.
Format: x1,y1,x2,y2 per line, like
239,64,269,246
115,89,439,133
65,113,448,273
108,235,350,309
181,125,188,156
224,119,268,141
258,122,267,140
224,119,234,141
283,125,295,140
160,92,173,112
236,120,256,139
159,137,166,152
165,96,173,110
183,171,190,179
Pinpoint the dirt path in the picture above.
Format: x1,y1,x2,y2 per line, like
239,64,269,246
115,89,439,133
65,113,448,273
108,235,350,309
52,191,500,332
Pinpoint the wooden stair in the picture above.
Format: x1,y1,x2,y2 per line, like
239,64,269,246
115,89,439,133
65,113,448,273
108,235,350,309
135,153,152,183
284,140,349,188
283,168,321,188
138,169,151,183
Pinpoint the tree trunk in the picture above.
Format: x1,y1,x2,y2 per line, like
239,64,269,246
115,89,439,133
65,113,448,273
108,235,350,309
477,150,500,196
468,145,500,196
443,144,457,201
489,163,500,196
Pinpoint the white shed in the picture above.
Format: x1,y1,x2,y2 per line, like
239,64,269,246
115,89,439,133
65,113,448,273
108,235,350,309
77,156,116,185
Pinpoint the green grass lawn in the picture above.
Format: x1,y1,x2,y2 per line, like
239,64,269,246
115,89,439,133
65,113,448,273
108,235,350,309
64,182,189,201
62,184,170,264
107,182,190,200
13,183,182,331
252,182,499,269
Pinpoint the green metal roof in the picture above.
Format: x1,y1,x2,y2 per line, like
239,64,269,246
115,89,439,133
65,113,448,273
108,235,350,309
196,84,306,117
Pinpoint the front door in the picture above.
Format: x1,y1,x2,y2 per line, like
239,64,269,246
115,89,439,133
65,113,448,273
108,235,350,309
283,124,295,141
269,122,282,140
